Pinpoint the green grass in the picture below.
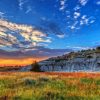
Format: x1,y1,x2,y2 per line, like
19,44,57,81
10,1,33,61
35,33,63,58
0,73,100,100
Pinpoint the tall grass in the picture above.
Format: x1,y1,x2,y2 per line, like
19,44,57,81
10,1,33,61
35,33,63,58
0,72,100,100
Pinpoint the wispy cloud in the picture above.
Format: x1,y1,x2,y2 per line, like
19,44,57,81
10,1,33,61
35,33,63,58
80,15,95,25
57,34,65,38
66,45,90,50
74,12,81,19
25,6,32,14
18,0,32,14
59,0,66,11
18,0,24,10
96,1,100,5
79,0,88,6
74,5,81,11
58,0,96,31
0,46,72,59
0,11,5,18
18,0,27,10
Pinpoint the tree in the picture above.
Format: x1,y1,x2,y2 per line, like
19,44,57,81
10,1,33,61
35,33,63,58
30,61,41,72
96,46,100,50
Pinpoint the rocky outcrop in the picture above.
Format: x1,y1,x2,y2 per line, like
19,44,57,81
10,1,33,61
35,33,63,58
39,49,100,72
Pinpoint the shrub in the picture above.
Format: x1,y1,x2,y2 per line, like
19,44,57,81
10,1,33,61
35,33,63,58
30,61,41,72
96,46,100,50
24,79,36,86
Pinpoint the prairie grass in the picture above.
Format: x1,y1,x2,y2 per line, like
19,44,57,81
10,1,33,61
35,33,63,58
0,72,100,100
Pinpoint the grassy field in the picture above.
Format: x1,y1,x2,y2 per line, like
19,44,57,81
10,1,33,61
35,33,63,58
0,67,21,71
0,72,100,100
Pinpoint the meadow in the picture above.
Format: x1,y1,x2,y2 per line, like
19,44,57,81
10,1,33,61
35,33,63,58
0,72,100,100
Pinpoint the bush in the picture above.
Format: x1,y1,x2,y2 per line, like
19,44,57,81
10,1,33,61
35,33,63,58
30,61,41,72
24,79,36,86
96,46,100,50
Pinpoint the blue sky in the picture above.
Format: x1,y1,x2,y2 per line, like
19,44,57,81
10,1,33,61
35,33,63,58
0,0,100,59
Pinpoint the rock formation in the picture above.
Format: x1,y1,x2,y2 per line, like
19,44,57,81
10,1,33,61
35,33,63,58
39,48,100,72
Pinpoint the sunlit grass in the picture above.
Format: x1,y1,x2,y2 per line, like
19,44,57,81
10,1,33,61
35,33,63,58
0,72,100,100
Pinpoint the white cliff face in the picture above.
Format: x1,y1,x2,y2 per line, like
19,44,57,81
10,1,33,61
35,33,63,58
39,51,100,72
18,65,32,72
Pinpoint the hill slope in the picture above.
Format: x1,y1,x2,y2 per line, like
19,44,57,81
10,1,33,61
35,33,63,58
39,48,100,72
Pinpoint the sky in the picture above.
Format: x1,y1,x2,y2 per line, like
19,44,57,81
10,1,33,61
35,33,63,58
0,0,100,62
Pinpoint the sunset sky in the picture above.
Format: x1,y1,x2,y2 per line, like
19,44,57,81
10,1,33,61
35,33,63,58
0,0,100,65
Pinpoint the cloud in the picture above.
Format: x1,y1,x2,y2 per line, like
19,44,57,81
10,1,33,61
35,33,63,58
66,46,90,50
57,34,65,38
96,1,100,5
25,6,32,14
0,11,5,18
0,46,73,59
0,18,71,58
39,20,65,36
89,20,95,24
68,14,95,30
68,21,79,30
80,15,95,25
18,0,32,14
79,0,88,6
18,0,27,10
74,12,81,19
59,0,66,11
0,18,66,59
57,0,98,32
74,5,81,11
0,19,51,51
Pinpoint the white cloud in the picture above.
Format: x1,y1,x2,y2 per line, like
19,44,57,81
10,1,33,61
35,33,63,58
61,0,65,5
81,15,87,19
0,31,7,38
0,19,51,50
59,6,65,11
96,1,100,5
83,18,89,24
79,0,88,6
59,0,66,11
68,21,79,30
58,0,96,32
18,0,27,10
70,26,76,30
90,20,95,24
74,12,81,19
44,39,52,43
80,15,95,25
18,0,24,10
57,34,65,38
74,5,81,11
0,31,20,47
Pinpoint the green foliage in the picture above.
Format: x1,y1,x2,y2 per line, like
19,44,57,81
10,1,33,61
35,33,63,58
80,78,94,84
